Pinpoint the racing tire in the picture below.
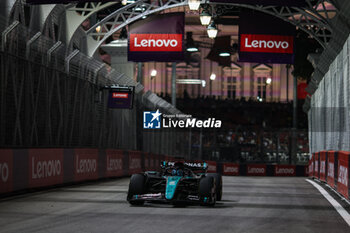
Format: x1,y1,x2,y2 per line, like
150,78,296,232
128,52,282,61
127,174,146,206
199,176,216,206
207,173,223,201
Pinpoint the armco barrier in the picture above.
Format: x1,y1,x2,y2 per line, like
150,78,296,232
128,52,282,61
337,151,350,199
0,148,310,195
319,151,327,182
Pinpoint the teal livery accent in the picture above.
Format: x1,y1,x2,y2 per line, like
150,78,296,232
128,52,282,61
165,176,182,200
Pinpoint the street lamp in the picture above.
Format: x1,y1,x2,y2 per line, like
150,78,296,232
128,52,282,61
150,69,157,78
210,73,216,81
207,21,218,39
188,0,200,11
266,77,272,85
200,9,212,26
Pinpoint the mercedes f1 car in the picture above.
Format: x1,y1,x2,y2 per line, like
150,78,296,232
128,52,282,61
127,161,222,206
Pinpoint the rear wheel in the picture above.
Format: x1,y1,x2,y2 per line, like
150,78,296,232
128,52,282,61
199,176,216,206
127,174,146,206
207,173,223,201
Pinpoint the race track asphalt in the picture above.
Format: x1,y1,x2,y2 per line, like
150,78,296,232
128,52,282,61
0,176,349,233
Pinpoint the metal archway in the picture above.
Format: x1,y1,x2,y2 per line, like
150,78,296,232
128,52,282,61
75,0,336,56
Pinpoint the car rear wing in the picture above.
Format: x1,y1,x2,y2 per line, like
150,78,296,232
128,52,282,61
161,161,208,171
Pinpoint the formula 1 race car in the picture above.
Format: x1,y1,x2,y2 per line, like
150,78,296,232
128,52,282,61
127,160,222,206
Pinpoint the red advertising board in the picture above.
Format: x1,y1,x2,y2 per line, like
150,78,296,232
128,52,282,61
128,151,142,175
129,34,183,52
0,150,13,193
207,161,217,173
308,153,314,177
223,163,239,176
319,151,327,182
327,151,336,188
337,151,350,199
105,150,124,177
240,34,294,54
247,164,267,176
29,149,64,188
274,165,296,176
314,152,320,179
74,149,99,182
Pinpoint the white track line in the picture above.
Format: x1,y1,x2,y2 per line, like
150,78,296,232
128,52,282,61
306,179,350,227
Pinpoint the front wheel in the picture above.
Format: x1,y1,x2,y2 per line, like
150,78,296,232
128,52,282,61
127,174,146,206
199,176,216,206
207,173,222,201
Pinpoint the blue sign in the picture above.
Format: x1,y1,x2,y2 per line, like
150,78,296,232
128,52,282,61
143,110,162,129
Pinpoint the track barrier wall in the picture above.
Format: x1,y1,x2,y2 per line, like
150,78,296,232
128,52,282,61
309,150,350,201
0,148,308,195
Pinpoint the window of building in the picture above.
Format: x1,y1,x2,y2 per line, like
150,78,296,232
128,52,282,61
227,76,237,99
257,77,267,99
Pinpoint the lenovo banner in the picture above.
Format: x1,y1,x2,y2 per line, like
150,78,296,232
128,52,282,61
74,149,99,182
319,151,327,182
314,152,320,179
207,161,217,173
107,86,134,109
106,150,124,177
274,165,296,176
337,151,350,199
128,151,142,175
238,10,295,64
128,13,184,62
327,151,337,188
223,163,239,176
28,149,64,188
209,0,307,6
309,154,314,177
0,150,13,193
247,164,266,176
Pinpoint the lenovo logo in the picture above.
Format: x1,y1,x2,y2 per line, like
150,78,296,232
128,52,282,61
31,157,61,179
112,93,128,99
107,157,122,172
328,162,334,178
240,34,293,54
130,34,182,52
276,168,295,175
224,166,238,173
248,167,265,174
315,161,319,172
129,158,141,170
338,165,348,187
76,156,97,174
320,161,326,174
